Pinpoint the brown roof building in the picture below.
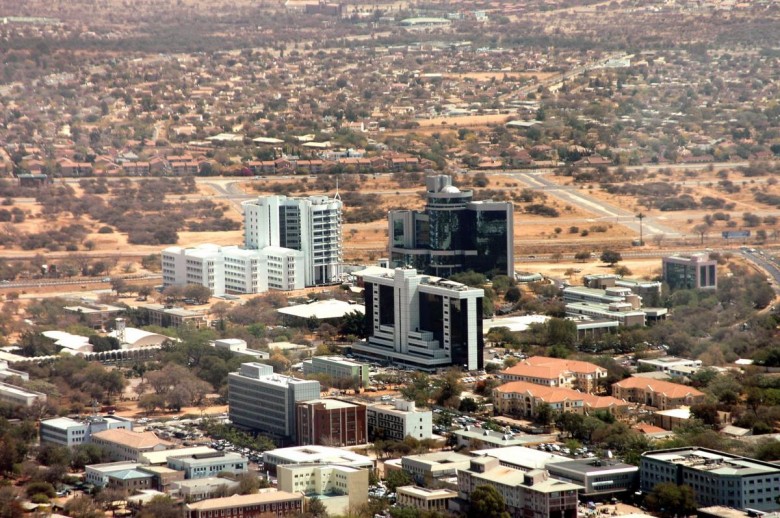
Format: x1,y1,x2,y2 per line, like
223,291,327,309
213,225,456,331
184,491,304,518
493,380,629,418
295,399,367,447
91,429,174,462
611,377,705,410
499,356,607,393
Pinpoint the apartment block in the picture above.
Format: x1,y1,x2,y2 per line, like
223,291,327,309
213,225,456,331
640,448,780,511
366,399,433,441
493,381,629,418
228,362,321,441
498,356,607,393
611,377,705,410
353,267,484,371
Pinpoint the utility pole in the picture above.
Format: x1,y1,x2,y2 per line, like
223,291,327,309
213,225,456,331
636,213,645,245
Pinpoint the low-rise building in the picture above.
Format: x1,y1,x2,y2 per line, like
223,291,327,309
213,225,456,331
640,448,780,511
470,446,570,473
138,304,207,329
301,356,369,387
456,456,581,518
40,415,133,447
653,406,692,430
167,451,248,479
85,461,141,487
184,491,304,518
612,377,705,410
493,380,630,418
90,429,174,462
396,486,458,512
453,428,554,450
400,452,472,485
262,445,373,475
170,477,240,501
498,356,607,393
636,356,702,378
0,381,47,407
140,446,218,466
366,399,433,441
546,459,639,499
106,467,155,492
277,464,368,515
295,399,367,447
0,360,28,381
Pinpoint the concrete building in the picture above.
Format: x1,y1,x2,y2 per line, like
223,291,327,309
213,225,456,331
662,254,718,290
353,267,485,371
228,362,321,442
366,399,433,441
640,448,780,511
39,415,133,447
456,456,581,518
170,477,240,501
0,381,47,407
654,406,692,430
637,356,702,378
302,356,369,387
0,360,28,381
396,486,458,512
277,464,368,515
563,285,667,327
389,175,514,277
295,399,367,447
86,461,142,487
612,377,705,410
546,459,639,499
470,446,570,473
499,356,607,393
400,452,472,485
138,304,207,329
167,451,248,479
493,381,630,418
90,429,174,462
184,491,304,518
261,445,373,474
277,300,364,326
453,428,556,450
140,446,220,466
243,194,343,286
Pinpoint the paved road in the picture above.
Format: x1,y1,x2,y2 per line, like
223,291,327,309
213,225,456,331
740,248,780,295
0,273,161,290
509,171,681,237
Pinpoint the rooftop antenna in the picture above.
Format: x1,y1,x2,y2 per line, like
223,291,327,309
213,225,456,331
334,175,341,201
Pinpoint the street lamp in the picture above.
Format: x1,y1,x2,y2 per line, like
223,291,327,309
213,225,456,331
636,213,645,246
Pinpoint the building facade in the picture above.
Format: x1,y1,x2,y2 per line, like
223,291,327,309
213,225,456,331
389,175,514,277
662,254,718,290
457,456,580,518
243,195,343,286
167,452,248,479
640,448,780,511
302,356,369,387
0,381,47,407
396,486,458,512
366,399,433,441
261,445,373,475
90,429,173,462
184,491,304,518
277,464,368,515
499,356,607,393
228,363,321,442
493,381,629,418
546,459,639,499
611,377,705,410
353,267,484,371
295,399,367,447
40,416,133,447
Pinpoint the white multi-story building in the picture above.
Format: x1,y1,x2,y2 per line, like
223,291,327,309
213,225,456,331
352,267,484,371
40,416,133,447
366,399,433,441
640,448,780,511
228,363,321,442
167,452,248,479
0,381,47,407
243,194,342,286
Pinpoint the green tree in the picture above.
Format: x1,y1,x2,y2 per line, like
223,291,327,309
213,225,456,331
385,468,414,492
535,402,554,425
600,250,622,265
645,482,697,518
136,495,180,518
468,485,510,518
305,497,328,518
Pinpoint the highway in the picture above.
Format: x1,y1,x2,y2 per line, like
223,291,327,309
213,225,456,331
0,273,161,290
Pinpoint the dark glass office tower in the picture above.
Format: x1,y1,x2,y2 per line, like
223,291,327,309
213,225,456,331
389,175,514,277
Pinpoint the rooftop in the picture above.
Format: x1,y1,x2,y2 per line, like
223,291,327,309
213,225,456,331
396,486,458,498
263,445,372,466
301,399,360,410
185,491,302,511
91,429,173,450
643,448,780,476
277,299,365,320
471,446,569,470
141,446,217,465
614,377,704,398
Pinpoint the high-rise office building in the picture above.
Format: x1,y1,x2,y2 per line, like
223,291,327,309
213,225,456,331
352,267,484,370
389,175,514,277
228,363,321,442
243,195,343,286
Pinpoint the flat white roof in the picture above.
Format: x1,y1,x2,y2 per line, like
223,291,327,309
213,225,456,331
278,299,365,320
141,446,217,465
472,446,569,469
263,445,372,466
483,315,550,334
